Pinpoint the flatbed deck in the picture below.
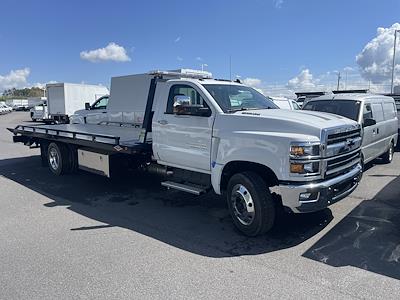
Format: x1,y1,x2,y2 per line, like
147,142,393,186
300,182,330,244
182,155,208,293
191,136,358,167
9,123,151,154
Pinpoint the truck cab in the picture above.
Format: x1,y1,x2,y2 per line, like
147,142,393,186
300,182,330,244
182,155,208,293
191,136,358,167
149,73,362,235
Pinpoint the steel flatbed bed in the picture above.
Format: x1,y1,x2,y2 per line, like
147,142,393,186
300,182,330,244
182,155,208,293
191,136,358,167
8,123,152,155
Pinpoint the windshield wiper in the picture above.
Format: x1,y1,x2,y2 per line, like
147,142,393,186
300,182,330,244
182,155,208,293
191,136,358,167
227,107,250,113
227,107,275,113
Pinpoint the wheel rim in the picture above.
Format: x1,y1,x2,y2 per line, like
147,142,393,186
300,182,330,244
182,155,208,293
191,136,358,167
49,147,59,171
389,145,393,161
231,184,255,226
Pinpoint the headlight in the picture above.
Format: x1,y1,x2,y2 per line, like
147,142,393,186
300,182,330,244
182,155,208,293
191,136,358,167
290,143,320,158
290,162,320,174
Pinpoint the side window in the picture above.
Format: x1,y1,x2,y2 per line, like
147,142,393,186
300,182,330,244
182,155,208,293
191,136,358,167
372,103,384,123
363,103,373,122
166,84,209,116
92,97,109,110
383,102,396,119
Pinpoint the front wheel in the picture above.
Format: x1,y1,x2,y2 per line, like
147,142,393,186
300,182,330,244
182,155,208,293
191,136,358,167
226,172,275,236
381,142,394,164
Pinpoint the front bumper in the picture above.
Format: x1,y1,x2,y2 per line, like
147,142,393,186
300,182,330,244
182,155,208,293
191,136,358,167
277,164,362,213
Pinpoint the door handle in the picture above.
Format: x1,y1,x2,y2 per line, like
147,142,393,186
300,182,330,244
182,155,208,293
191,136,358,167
376,128,379,134
158,119,168,125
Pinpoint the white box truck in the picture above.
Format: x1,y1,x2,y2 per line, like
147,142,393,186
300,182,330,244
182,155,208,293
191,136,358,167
46,83,109,123
10,70,362,236
6,99,29,111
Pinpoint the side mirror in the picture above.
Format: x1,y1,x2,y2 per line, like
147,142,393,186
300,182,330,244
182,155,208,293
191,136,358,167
363,118,376,127
173,95,191,114
85,102,91,110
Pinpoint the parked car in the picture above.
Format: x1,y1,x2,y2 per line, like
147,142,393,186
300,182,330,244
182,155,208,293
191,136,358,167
0,103,6,114
271,97,300,110
302,93,398,168
0,103,12,114
10,69,362,237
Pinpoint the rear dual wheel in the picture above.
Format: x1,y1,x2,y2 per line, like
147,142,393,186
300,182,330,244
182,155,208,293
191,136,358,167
47,142,77,175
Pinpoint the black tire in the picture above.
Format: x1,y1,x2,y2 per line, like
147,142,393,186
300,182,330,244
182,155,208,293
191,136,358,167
67,144,78,173
381,141,394,164
226,172,275,236
47,142,70,175
40,142,48,167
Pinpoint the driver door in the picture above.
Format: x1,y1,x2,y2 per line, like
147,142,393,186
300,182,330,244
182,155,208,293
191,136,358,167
154,83,214,172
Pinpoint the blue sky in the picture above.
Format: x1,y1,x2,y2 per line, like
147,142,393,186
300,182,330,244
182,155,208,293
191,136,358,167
1,0,400,95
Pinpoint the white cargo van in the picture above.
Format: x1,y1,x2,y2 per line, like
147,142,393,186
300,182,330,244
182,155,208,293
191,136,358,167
47,83,109,123
303,94,398,167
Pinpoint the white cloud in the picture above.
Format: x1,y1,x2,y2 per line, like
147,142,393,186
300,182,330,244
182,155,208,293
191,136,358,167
243,77,262,87
174,36,181,43
80,42,131,63
356,23,400,83
176,56,183,61
343,66,355,72
0,68,30,91
273,0,283,8
196,56,202,61
286,69,317,91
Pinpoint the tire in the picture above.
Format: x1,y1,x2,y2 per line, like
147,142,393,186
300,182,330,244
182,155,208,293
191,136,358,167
381,141,394,164
226,172,275,236
47,142,70,175
40,142,48,167
67,144,78,174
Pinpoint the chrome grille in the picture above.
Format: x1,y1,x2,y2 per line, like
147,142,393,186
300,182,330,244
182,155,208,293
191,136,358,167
327,129,361,145
326,150,360,178
323,126,362,178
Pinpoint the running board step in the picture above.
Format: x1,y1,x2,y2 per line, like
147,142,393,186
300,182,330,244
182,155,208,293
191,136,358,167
161,181,206,195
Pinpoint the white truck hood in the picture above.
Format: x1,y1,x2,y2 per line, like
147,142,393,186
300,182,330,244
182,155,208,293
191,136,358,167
215,108,358,141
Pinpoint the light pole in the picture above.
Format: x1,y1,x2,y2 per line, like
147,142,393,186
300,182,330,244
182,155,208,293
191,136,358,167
390,29,400,94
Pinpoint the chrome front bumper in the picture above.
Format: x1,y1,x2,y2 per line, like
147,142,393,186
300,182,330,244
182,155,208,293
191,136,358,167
277,164,362,213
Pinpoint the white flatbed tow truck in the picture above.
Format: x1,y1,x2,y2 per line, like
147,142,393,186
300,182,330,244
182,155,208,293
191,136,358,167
9,69,363,236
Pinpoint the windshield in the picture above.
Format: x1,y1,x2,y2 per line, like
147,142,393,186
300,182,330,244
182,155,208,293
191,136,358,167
203,84,278,112
303,100,361,121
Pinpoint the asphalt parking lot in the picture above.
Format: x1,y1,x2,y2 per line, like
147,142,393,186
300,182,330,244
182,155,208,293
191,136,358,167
1,112,400,299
